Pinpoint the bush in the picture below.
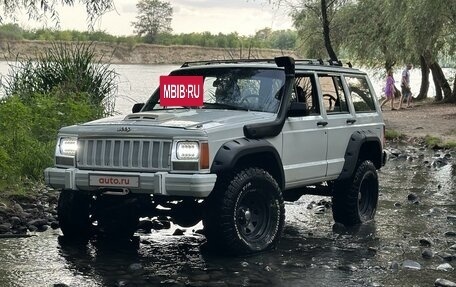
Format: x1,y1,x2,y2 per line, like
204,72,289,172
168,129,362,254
3,41,118,117
0,93,101,182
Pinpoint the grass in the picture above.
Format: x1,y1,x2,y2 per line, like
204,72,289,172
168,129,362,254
385,129,404,140
0,180,37,206
424,135,456,150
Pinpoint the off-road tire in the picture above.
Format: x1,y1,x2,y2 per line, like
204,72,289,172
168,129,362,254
203,167,285,255
332,160,379,226
95,195,140,239
57,190,92,238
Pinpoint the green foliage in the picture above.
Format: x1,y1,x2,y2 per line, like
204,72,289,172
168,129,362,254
0,0,113,26
3,41,118,117
0,93,101,182
0,23,24,40
133,0,173,44
0,24,298,50
0,41,117,185
424,135,442,148
385,129,403,140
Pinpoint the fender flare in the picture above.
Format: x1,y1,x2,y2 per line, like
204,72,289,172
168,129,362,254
210,138,284,188
337,130,382,181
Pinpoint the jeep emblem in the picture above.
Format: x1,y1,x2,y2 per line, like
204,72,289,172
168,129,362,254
117,127,131,132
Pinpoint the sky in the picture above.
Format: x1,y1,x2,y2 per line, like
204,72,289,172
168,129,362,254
16,0,295,36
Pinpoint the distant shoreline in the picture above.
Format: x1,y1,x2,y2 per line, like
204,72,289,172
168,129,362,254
0,40,300,65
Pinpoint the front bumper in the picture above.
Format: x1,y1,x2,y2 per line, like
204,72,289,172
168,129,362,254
44,167,217,198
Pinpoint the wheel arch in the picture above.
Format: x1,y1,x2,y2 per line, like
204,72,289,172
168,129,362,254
337,130,383,181
210,138,284,189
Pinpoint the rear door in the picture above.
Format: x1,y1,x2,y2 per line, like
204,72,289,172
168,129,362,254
316,73,356,178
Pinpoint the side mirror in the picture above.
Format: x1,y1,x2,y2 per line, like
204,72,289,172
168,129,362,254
288,101,308,117
132,103,145,113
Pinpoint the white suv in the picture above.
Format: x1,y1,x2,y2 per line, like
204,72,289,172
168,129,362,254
45,57,386,254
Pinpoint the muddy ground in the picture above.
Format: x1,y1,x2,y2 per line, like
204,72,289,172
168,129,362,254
382,102,456,144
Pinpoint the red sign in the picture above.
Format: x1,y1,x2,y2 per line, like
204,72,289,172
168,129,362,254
160,76,204,107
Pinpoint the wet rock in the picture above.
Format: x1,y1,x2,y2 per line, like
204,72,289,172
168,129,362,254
444,231,456,237
0,206,12,216
9,216,21,226
11,202,24,215
436,263,454,272
264,265,272,272
173,228,185,236
422,249,434,259
402,260,421,270
435,278,456,287
419,238,433,247
0,223,12,233
137,220,154,233
28,225,38,232
389,261,399,272
16,226,28,234
432,158,448,168
394,202,402,207
449,244,456,251
407,193,418,202
241,261,249,267
438,252,454,261
447,215,456,222
27,219,48,228
37,224,48,232
53,284,70,287
50,221,59,229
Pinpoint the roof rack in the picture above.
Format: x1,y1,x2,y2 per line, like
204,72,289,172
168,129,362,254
181,58,347,68
181,58,276,67
294,59,343,66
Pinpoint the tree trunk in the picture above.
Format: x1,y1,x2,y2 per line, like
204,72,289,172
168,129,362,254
321,0,338,61
445,72,456,103
416,55,429,101
429,61,452,101
432,69,443,102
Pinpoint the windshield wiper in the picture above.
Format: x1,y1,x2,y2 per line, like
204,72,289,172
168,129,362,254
202,102,248,111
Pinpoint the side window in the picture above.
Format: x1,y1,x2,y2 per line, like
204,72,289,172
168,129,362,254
317,74,349,114
345,76,376,112
295,75,320,115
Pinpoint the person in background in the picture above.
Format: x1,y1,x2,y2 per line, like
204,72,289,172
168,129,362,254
399,63,413,109
380,69,396,111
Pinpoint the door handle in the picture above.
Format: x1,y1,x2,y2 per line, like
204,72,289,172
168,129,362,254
317,121,328,127
346,119,357,124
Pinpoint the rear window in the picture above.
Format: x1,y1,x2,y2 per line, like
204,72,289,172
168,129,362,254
344,76,376,112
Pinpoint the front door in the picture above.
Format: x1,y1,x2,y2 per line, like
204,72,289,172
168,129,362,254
282,74,328,189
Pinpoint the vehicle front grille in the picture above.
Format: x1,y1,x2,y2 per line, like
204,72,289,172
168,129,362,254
77,138,172,171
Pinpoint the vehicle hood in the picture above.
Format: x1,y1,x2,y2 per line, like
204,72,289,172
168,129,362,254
82,109,275,130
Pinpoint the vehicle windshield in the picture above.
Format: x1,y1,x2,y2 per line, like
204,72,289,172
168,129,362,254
142,67,285,113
